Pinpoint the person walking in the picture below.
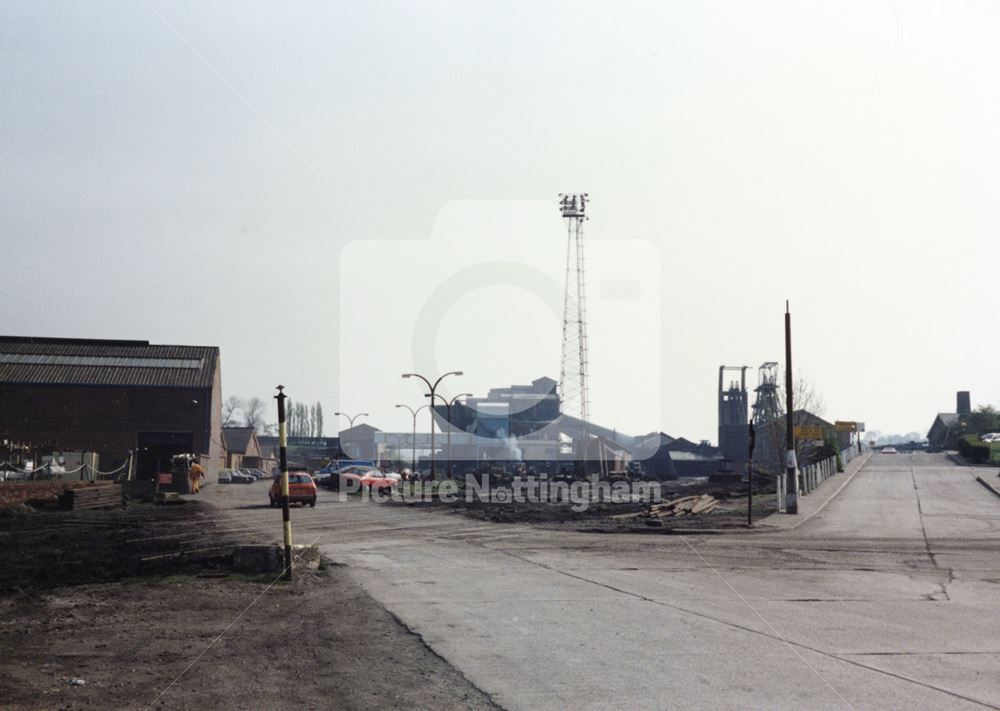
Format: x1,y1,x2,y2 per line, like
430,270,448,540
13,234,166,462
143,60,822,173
189,458,205,494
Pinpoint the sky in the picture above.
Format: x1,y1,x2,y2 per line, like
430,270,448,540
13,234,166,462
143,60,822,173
3,1,999,442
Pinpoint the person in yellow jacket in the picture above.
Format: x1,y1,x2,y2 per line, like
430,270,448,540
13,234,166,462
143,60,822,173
189,459,205,494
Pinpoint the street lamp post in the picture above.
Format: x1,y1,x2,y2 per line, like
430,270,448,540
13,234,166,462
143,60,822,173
401,371,463,480
395,403,429,475
334,411,369,429
428,392,473,480
334,411,369,459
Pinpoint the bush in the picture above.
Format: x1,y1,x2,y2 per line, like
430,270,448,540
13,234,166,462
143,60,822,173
958,435,992,463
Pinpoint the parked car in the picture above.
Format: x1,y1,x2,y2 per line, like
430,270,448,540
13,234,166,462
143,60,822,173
218,470,232,484
881,447,898,454
238,468,267,480
334,465,398,493
269,472,317,507
231,470,255,484
980,433,1000,443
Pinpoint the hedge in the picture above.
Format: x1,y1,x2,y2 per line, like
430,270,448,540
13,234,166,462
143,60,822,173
958,435,992,463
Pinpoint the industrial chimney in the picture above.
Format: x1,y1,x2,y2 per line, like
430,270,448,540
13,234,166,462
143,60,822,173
957,391,971,416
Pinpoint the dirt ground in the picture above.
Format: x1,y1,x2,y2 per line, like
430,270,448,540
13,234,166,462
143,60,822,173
0,503,499,711
399,478,778,532
0,502,230,594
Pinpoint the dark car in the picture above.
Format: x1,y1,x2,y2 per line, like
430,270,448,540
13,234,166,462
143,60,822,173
231,470,255,484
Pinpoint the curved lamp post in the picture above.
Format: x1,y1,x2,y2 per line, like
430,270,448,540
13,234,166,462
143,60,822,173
401,371,462,480
395,403,429,473
428,392,472,479
334,411,369,459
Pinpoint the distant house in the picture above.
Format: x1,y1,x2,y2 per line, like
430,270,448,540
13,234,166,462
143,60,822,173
926,392,973,451
222,427,273,471
927,413,960,451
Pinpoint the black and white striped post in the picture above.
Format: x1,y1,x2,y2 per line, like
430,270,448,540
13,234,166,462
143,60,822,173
275,385,293,580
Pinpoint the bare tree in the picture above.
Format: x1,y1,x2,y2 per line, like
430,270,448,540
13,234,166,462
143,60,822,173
244,397,266,433
755,371,826,474
315,401,324,438
222,396,244,428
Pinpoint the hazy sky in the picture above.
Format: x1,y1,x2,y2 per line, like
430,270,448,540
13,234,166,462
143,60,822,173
3,2,999,441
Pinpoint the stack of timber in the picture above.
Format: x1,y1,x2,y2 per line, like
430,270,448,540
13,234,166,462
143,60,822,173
59,484,123,511
610,494,720,520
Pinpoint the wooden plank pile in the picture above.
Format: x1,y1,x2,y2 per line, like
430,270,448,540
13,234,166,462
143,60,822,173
59,484,123,511
610,494,720,520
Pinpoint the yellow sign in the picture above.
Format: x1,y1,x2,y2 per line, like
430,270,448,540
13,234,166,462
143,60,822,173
835,421,857,433
794,426,825,440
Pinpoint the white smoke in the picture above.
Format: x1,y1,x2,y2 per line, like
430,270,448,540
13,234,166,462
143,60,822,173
505,435,522,462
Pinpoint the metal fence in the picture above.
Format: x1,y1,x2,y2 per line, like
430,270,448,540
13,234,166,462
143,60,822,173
0,461,130,482
775,444,870,513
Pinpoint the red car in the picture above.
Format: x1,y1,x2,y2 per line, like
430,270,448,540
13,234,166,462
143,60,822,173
269,472,317,507
337,465,397,493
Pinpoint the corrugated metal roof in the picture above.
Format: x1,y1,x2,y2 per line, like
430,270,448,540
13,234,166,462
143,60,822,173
0,336,218,388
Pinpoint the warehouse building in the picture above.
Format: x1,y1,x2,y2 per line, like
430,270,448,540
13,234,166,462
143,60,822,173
0,336,223,479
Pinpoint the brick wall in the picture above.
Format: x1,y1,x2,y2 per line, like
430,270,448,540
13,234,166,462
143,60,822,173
0,383,217,473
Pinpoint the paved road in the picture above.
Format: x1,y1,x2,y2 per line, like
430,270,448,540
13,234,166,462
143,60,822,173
211,454,1000,710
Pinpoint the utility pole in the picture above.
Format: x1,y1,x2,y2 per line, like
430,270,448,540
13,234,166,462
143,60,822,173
747,420,755,526
784,302,798,515
275,385,293,580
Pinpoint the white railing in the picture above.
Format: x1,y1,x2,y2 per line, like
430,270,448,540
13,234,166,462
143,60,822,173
775,444,870,512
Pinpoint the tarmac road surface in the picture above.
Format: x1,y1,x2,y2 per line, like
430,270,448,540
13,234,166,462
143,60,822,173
212,454,1000,710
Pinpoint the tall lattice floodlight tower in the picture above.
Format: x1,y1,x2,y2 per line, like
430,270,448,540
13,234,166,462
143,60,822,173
558,193,590,430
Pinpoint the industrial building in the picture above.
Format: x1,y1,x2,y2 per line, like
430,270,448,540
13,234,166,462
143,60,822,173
0,335,223,479
257,435,349,471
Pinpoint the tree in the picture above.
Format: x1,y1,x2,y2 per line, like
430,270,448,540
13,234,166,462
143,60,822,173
964,405,1000,436
754,371,826,475
222,396,244,428
298,403,308,437
244,397,266,433
315,402,324,438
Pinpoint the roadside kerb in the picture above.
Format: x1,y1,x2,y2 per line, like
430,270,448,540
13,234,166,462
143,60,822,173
975,475,1000,499
753,450,872,531
946,451,997,468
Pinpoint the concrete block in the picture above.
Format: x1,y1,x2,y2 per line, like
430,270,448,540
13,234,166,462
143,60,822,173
232,545,285,574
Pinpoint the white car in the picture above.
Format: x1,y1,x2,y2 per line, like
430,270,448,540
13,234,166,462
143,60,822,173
881,447,898,454
980,433,1000,443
